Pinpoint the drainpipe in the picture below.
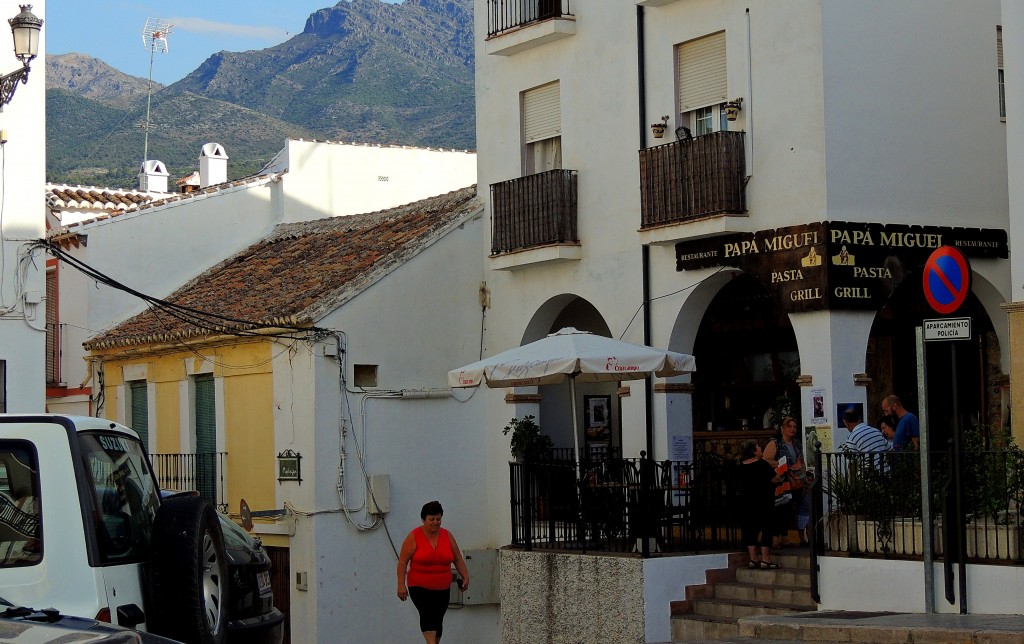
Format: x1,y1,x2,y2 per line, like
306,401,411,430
637,6,655,456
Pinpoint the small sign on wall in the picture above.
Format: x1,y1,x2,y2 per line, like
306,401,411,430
277,449,302,484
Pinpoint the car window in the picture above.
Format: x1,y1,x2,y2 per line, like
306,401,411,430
0,442,42,567
79,433,161,564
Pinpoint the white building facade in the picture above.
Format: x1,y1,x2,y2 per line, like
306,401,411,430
46,140,477,416
475,1,1014,639
0,0,45,413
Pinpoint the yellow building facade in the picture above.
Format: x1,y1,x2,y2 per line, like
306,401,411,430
91,338,284,545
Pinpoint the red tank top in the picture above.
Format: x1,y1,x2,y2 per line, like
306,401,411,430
407,527,454,591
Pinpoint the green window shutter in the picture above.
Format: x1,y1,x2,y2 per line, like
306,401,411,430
129,381,149,448
194,374,217,507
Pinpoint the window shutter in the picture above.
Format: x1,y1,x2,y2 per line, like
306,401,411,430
194,374,217,507
997,26,1003,69
45,270,58,384
130,381,149,448
523,82,561,143
678,31,727,112
195,375,216,454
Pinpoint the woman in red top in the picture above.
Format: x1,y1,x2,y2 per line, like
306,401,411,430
397,501,470,643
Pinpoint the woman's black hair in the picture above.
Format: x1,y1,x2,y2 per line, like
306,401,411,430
421,500,444,519
740,439,759,460
880,414,898,430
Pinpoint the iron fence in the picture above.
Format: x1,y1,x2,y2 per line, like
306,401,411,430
486,0,572,38
819,448,1024,563
509,453,741,556
150,452,227,512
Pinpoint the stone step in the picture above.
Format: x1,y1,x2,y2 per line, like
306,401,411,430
713,581,817,609
671,614,741,642
691,597,810,619
735,566,811,587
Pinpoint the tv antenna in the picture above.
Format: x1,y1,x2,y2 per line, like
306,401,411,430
140,18,173,167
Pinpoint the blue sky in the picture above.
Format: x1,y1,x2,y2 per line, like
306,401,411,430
46,1,400,85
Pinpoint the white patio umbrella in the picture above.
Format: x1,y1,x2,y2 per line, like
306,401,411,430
448,327,696,469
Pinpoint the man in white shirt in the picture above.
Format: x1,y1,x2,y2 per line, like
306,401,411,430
840,406,890,470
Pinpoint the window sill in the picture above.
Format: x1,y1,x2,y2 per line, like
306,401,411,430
636,0,682,6
489,244,582,271
485,17,576,56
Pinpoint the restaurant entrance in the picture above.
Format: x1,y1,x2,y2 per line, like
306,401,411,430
690,273,801,456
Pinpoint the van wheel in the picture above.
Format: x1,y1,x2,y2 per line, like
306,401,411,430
148,495,228,644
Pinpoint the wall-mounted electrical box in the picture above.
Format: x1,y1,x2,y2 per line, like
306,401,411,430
296,571,309,591
368,474,390,514
451,549,499,605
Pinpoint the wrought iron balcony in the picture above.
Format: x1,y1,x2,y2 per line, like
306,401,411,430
150,451,227,512
639,130,746,228
487,0,572,37
491,169,578,254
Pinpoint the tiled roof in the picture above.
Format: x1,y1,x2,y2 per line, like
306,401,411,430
85,186,481,350
46,172,287,232
46,184,155,213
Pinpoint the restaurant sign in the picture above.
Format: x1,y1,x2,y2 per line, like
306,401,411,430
675,222,1006,313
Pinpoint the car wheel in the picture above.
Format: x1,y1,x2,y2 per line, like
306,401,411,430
148,495,228,644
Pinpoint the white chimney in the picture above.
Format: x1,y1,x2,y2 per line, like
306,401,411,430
138,159,169,193
199,143,229,188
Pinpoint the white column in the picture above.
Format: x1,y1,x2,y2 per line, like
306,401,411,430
788,309,877,448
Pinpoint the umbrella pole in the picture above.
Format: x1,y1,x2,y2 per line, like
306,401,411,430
570,375,581,480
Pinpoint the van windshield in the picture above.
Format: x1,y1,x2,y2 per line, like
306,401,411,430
79,433,161,564
0,442,42,567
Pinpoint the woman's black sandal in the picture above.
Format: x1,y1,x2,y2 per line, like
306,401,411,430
760,561,781,569
748,560,760,569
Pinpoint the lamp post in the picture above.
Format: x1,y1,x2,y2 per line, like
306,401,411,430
0,4,42,110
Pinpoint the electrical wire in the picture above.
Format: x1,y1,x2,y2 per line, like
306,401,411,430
37,239,328,342
619,266,727,339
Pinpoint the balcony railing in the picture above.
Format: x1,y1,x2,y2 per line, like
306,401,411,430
509,452,741,556
491,169,578,254
639,130,746,228
487,0,572,37
150,452,227,512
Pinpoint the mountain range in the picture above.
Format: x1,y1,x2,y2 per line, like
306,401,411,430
46,0,475,190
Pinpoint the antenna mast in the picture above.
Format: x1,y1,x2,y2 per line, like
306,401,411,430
140,18,173,166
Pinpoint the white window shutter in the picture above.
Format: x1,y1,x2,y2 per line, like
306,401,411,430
523,82,561,143
677,31,727,112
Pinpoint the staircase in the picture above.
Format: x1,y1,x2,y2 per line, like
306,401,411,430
670,550,816,641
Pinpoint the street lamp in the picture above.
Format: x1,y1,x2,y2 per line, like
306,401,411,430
0,4,42,110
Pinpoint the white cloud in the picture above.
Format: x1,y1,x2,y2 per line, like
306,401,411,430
169,17,288,42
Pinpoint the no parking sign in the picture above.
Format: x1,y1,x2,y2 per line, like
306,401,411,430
922,246,971,314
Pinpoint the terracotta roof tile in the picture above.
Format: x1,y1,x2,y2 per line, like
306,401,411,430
85,186,481,350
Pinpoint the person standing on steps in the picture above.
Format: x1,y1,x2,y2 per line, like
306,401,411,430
764,417,813,546
737,440,783,569
397,501,470,644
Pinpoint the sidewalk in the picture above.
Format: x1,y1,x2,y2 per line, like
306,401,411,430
737,610,1024,643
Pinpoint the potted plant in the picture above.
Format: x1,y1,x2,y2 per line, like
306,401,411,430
503,415,554,462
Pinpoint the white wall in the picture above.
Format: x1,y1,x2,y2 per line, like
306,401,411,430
1005,0,1024,304
820,556,1024,614
821,0,1008,227
279,140,477,223
0,0,45,412
280,207,496,643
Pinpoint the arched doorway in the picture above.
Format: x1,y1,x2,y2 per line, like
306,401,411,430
691,273,802,433
867,276,1005,447
521,296,620,457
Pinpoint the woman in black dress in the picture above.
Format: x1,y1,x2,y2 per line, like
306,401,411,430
738,439,782,568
